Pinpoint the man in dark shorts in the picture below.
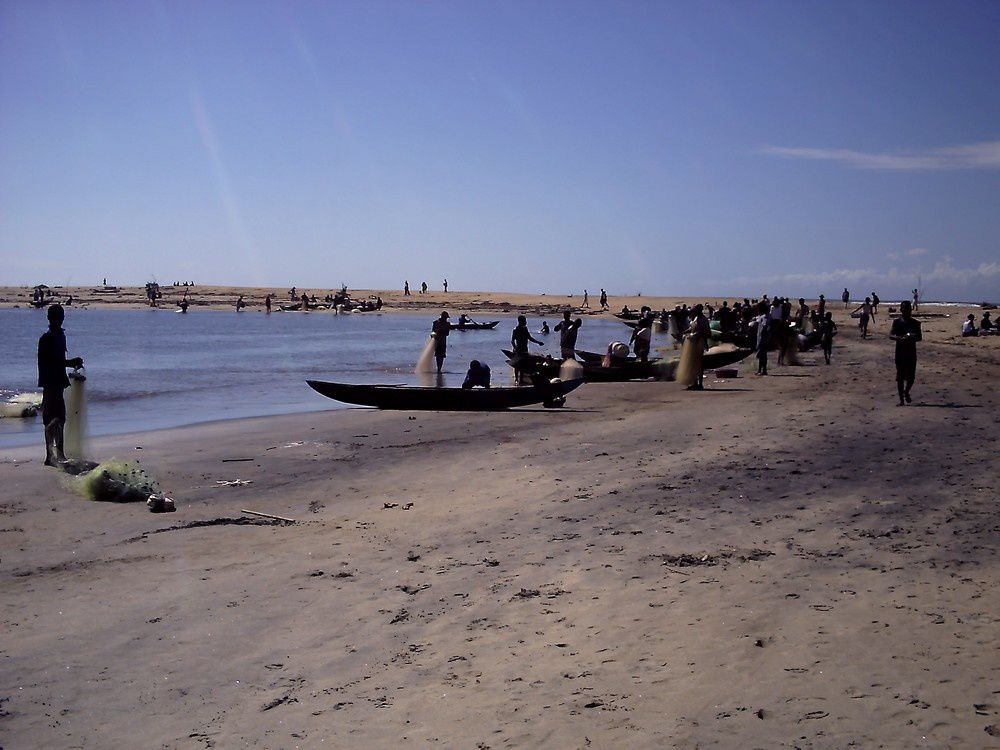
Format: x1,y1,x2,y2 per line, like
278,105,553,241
37,305,84,466
554,311,582,359
432,311,451,372
890,300,922,406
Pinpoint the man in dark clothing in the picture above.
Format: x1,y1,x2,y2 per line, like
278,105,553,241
432,312,451,372
462,360,491,389
511,315,544,356
600,289,608,310
554,311,582,359
38,305,84,465
890,301,922,406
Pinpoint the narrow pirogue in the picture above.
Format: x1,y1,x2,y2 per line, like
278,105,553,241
306,378,583,410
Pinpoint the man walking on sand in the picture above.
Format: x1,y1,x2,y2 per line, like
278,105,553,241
890,300,922,406
37,305,84,466
600,289,608,310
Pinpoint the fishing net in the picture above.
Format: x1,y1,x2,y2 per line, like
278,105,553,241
70,459,160,503
64,371,88,460
415,334,437,374
675,338,703,387
0,392,42,418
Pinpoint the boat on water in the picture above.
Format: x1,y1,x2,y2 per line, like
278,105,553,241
307,377,583,410
452,320,500,330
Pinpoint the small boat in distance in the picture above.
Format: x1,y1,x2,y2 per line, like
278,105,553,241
307,377,583,411
452,320,500,330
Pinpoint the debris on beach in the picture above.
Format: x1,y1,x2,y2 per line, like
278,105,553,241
0,392,42,419
147,493,176,513
217,479,253,487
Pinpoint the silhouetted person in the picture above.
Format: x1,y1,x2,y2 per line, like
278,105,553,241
236,295,246,312
432,312,451,372
462,360,491,389
600,289,608,310
842,288,850,308
555,311,582,359
890,300,922,406
265,294,271,313
421,281,428,294
404,280,410,296
912,288,919,311
819,311,837,364
443,279,448,293
511,315,543,356
961,314,978,337
581,289,589,308
37,305,83,466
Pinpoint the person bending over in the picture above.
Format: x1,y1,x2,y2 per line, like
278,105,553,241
462,360,491,389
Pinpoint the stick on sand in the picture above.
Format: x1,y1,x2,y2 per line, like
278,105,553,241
240,509,296,523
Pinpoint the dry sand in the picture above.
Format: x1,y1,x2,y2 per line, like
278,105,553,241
1,306,998,748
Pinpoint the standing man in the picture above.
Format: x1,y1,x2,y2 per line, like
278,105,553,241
842,288,850,308
511,316,544,356
432,312,451,373
819,312,837,365
265,294,272,314
890,300,922,406
754,302,771,375
443,279,448,293
912,288,920,311
859,297,873,338
581,289,590,308
554,311,582,360
600,289,608,310
404,281,410,296
37,305,84,466
629,309,655,362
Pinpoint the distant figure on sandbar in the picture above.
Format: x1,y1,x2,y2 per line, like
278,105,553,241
178,297,189,313
301,292,309,310
432,312,451,372
404,281,410,296
581,289,589,308
421,281,428,294
555,311,582,360
912,288,919,311
890,300,921,406
871,292,880,314
600,289,608,310
462,360,491,389
290,287,296,300
842,288,850,308
443,279,448,293
37,305,84,466
265,294,271,314
236,295,246,312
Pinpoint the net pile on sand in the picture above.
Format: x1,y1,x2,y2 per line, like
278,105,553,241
0,392,42,418
73,460,160,503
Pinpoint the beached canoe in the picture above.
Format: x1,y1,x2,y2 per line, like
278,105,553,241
452,321,500,330
307,378,584,410
614,312,641,321
505,347,754,382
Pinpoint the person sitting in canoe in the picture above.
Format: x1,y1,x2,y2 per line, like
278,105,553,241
457,314,472,326
462,360,491,389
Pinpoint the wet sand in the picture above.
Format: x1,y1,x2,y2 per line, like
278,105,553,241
1,308,998,747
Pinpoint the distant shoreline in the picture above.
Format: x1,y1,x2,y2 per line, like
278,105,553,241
0,284,989,315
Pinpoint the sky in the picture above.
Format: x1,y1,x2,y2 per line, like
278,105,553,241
1,0,998,301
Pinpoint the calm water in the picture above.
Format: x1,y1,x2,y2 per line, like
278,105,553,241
0,308,631,448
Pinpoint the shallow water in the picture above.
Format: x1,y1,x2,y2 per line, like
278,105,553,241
0,308,634,448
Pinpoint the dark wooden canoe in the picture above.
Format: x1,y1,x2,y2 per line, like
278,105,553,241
614,312,641,321
452,321,500,330
505,347,754,382
307,377,583,410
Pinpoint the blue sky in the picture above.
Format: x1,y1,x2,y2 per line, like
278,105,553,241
1,0,998,300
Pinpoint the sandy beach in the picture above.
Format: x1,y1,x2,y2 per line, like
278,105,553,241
1,304,998,748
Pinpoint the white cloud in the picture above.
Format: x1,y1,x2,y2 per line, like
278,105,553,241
731,259,1000,294
759,140,1000,171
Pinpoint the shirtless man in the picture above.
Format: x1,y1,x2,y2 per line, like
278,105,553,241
37,305,84,465
890,301,922,406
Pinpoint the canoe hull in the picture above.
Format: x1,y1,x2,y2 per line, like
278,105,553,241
307,378,583,410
